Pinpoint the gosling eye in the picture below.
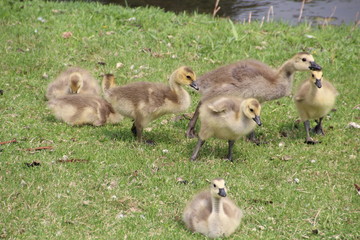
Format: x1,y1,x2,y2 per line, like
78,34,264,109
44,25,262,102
213,184,217,188
186,75,192,80
249,108,254,112
302,58,307,62
312,74,315,77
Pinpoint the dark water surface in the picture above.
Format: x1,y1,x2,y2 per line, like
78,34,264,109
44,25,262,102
85,0,359,25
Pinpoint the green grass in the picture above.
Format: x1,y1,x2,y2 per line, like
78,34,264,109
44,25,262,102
0,0,359,239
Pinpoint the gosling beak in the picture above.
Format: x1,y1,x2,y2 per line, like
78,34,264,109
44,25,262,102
190,82,199,91
309,61,322,71
252,115,262,126
315,78,322,88
218,188,227,197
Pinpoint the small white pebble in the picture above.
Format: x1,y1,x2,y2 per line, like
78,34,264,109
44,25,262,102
116,213,125,219
111,195,117,200
278,142,285,147
305,34,316,39
310,159,316,163
128,17,136,21
162,149,169,154
37,17,46,23
294,178,300,184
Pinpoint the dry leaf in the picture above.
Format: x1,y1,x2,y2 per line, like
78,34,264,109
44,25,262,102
176,177,188,184
354,184,360,195
281,155,292,161
57,159,88,163
348,122,360,128
52,9,64,14
24,146,53,151
0,139,17,145
62,32,72,39
116,62,124,68
25,161,41,167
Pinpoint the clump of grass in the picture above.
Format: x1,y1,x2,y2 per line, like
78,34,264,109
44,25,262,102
0,0,359,239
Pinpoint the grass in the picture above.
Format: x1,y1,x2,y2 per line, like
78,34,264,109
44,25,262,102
0,0,359,239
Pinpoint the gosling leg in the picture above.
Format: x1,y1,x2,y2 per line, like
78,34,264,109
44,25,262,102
304,120,319,144
226,140,235,162
191,138,205,161
246,131,261,145
186,102,201,139
313,117,325,135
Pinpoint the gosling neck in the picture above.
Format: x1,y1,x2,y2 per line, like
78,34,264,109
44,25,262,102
309,79,322,96
212,196,224,214
168,71,181,90
277,59,296,83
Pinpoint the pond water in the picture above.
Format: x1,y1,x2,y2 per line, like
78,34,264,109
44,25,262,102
93,0,359,25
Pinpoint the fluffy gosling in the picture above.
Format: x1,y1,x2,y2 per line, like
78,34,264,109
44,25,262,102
183,178,243,238
47,94,122,126
103,67,198,143
46,67,101,100
294,70,338,144
191,96,261,161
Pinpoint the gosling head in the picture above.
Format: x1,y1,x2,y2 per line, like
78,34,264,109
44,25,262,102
173,66,198,90
210,178,227,198
310,70,323,88
242,98,262,126
69,72,83,94
294,52,322,71
102,73,116,91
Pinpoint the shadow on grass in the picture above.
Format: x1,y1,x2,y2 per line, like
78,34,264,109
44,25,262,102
278,120,304,141
278,119,337,144
101,126,179,145
44,115,58,123
185,138,253,163
101,128,135,143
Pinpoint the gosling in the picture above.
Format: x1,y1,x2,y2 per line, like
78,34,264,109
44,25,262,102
47,94,122,126
102,67,198,143
186,52,322,138
46,67,101,100
183,178,243,238
294,70,338,144
191,96,262,161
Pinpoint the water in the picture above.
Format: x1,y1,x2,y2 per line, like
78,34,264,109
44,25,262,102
95,0,360,25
